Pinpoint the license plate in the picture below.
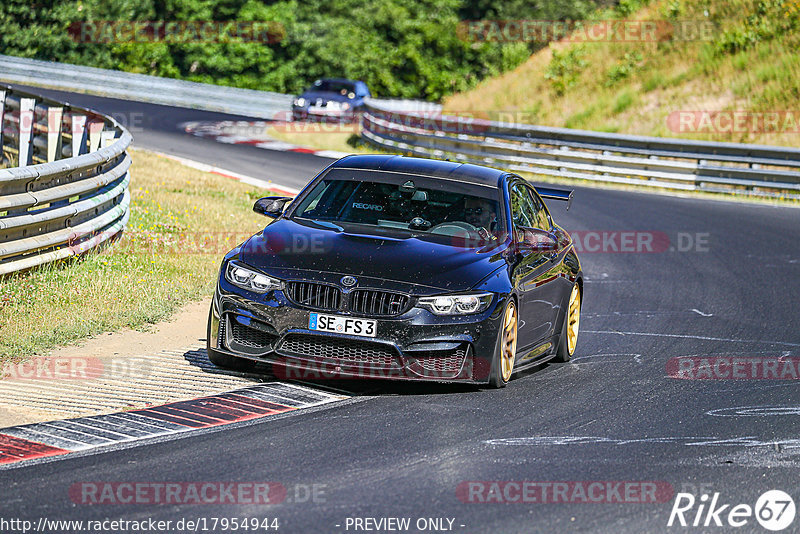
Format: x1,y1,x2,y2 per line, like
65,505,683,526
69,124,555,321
309,313,377,337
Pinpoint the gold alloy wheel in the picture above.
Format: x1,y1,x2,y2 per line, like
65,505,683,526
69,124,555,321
500,301,518,382
566,284,581,355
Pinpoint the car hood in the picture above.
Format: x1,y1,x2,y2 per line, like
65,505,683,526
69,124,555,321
299,91,355,103
238,218,509,291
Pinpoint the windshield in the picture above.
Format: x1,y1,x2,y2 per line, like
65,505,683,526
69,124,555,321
310,79,356,94
291,169,505,243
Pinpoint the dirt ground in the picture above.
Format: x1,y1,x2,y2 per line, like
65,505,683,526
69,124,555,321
0,298,267,428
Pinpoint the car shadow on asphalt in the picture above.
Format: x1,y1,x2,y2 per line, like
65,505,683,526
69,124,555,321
182,346,556,397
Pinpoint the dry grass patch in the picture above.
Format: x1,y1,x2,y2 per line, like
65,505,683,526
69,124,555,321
266,124,373,155
443,0,800,147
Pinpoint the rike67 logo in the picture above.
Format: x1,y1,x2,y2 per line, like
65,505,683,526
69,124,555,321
668,490,796,531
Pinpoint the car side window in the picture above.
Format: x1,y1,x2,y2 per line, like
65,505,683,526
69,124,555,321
509,183,538,236
525,186,551,230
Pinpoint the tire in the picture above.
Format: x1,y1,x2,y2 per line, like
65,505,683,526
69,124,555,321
206,307,256,372
554,283,581,363
488,298,518,388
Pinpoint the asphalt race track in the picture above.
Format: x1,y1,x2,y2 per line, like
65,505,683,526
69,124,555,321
2,88,800,533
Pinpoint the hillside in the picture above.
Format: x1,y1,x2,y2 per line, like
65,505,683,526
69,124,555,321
0,0,607,101
443,0,800,147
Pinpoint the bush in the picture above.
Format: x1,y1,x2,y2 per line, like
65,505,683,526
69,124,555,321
616,0,650,16
604,51,644,86
713,0,800,56
544,46,587,96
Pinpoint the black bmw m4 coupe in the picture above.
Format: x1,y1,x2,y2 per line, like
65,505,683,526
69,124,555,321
207,155,582,387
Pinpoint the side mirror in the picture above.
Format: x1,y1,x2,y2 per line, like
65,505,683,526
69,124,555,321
519,227,558,253
253,196,292,218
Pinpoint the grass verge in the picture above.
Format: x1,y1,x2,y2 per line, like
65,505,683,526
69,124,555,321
0,149,276,363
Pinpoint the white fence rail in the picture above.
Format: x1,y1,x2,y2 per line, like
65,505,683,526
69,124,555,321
361,100,800,200
0,84,131,275
0,55,439,121
0,54,293,120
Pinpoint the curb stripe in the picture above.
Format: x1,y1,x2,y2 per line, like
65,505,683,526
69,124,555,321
180,121,350,161
3,427,91,450
147,405,232,425
0,434,70,465
110,413,188,432
194,399,256,418
236,388,308,406
225,394,294,410
204,396,286,415
0,384,345,467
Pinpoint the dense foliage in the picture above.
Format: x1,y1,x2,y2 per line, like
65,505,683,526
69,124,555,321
1,0,608,100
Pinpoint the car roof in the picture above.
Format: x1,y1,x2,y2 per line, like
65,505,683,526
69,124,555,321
329,155,507,187
313,77,363,84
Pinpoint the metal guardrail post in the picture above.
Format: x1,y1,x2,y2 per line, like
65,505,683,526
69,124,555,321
88,120,104,152
0,90,5,158
71,114,87,157
17,98,35,166
46,106,63,162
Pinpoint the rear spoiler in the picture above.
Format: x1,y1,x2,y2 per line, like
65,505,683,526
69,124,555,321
536,186,574,210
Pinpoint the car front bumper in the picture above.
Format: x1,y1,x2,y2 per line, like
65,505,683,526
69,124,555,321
291,105,356,123
208,284,508,384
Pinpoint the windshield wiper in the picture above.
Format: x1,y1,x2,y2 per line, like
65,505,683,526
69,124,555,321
306,219,344,232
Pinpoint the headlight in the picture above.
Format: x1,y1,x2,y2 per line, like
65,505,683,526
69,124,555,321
417,292,493,315
225,262,282,293
293,97,306,107
342,102,351,110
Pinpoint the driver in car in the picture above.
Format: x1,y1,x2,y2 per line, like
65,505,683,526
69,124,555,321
464,198,498,237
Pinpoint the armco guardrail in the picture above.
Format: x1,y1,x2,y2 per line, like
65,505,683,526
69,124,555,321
363,98,442,114
0,84,131,275
0,54,293,120
361,101,800,200
0,55,439,121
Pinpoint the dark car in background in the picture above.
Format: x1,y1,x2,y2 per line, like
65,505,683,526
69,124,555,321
207,155,582,387
291,78,371,122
